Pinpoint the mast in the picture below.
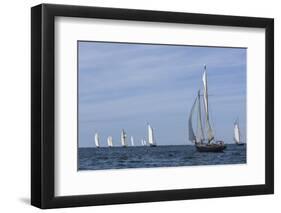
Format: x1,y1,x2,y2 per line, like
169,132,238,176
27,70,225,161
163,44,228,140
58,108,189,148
107,136,113,147
202,65,214,143
94,133,100,148
121,129,127,147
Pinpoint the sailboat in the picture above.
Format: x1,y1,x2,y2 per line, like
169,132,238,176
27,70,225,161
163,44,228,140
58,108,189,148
234,119,244,145
147,123,157,147
94,133,100,148
188,65,226,152
121,129,127,147
130,136,134,146
107,136,113,147
142,139,147,146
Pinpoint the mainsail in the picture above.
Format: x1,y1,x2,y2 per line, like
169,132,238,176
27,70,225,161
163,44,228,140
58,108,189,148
202,66,214,142
234,121,240,144
107,136,113,147
94,133,100,147
148,124,156,145
188,96,197,142
121,129,127,147
188,90,204,143
131,136,134,146
196,90,205,142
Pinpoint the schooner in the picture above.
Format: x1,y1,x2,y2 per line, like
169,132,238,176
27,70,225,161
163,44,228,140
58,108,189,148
234,119,244,145
94,133,100,148
188,65,226,152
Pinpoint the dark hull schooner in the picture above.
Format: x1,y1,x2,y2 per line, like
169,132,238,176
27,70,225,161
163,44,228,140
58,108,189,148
188,65,226,152
196,143,226,152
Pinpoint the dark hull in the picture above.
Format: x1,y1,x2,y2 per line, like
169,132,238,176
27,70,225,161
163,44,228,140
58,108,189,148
196,143,226,152
236,143,245,146
149,144,157,147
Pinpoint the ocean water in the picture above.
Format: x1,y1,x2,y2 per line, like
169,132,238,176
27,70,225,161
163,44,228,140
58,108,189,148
78,144,246,170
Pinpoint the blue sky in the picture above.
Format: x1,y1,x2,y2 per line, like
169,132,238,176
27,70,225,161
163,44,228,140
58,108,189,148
78,41,246,147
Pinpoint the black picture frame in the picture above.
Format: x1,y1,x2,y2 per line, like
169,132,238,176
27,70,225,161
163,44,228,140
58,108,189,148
31,3,274,209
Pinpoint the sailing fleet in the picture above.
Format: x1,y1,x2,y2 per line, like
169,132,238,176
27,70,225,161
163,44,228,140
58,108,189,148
93,65,245,151
94,123,157,148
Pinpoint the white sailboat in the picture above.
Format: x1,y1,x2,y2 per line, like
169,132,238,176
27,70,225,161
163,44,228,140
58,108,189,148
143,139,147,146
107,136,113,147
234,119,244,145
94,133,100,148
130,136,134,146
147,123,157,147
121,129,127,147
188,65,226,152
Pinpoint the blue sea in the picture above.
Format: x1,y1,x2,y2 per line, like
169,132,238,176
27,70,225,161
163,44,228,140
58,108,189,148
78,144,246,170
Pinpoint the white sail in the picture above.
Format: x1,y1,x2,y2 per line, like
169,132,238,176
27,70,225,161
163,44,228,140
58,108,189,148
121,129,127,147
143,139,147,145
131,136,134,146
94,133,100,147
188,96,197,142
148,124,156,145
202,66,214,142
107,136,113,147
196,90,205,142
234,122,240,144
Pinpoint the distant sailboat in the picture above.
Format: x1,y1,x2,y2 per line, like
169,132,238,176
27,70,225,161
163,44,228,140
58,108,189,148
94,133,100,148
234,119,244,145
131,136,134,146
107,136,113,147
188,65,226,152
147,123,157,147
142,139,147,146
121,129,127,147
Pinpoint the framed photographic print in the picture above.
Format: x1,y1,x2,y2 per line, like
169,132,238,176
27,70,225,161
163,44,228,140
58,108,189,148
31,3,274,209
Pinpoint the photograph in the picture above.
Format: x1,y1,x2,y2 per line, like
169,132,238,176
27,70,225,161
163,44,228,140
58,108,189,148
78,41,247,171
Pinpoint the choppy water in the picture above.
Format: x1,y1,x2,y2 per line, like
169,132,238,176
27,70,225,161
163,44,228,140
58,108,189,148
78,144,246,171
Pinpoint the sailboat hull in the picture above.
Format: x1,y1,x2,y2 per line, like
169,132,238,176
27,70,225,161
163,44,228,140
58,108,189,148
196,143,226,152
236,143,245,146
149,144,157,147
